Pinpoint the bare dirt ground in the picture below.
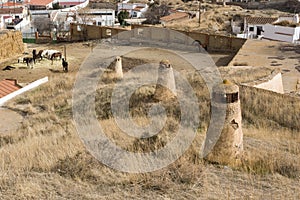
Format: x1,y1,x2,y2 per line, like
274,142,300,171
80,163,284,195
0,109,23,135
229,39,300,94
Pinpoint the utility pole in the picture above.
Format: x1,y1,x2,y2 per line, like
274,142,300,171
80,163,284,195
198,0,201,26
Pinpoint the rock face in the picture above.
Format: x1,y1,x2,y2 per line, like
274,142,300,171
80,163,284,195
0,30,24,60
204,80,243,164
115,56,123,79
154,59,176,101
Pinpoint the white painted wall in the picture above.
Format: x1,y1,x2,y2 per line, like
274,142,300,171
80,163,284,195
0,77,49,106
263,24,300,43
0,16,4,29
244,23,264,38
14,15,31,31
254,73,284,94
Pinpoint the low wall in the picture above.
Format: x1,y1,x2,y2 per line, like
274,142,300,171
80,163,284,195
0,30,24,60
131,24,246,52
70,23,246,53
70,23,127,41
263,24,299,43
0,77,49,106
253,72,284,94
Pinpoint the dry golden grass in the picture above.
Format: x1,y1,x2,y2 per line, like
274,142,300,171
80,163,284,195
0,45,299,199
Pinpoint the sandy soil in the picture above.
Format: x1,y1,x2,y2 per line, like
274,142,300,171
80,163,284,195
229,39,300,94
0,108,23,135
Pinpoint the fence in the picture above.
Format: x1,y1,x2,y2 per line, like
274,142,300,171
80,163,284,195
22,32,36,43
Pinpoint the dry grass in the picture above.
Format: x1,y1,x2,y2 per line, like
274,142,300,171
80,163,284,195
0,45,299,199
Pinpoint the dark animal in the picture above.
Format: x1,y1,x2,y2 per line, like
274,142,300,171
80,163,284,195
62,58,68,72
32,49,43,62
36,50,43,60
32,49,37,63
23,57,34,68
2,65,15,71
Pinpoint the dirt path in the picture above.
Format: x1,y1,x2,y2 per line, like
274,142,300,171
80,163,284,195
0,108,23,134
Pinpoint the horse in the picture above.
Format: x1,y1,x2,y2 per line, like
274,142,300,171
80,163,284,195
33,50,43,61
50,52,62,60
41,49,59,59
62,58,68,72
50,52,62,65
22,57,34,69
32,49,37,63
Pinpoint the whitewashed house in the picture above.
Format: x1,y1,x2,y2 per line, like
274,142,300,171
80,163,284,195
0,5,30,30
242,17,278,39
78,9,115,26
235,14,300,40
117,3,148,18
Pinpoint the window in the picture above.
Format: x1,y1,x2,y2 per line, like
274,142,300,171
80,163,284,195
226,92,239,103
249,27,254,32
212,92,239,103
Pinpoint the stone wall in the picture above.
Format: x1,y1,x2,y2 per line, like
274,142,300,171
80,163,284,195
69,23,246,53
0,30,24,60
131,24,246,52
70,23,128,41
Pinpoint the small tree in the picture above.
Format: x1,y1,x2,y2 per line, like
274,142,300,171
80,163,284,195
118,11,129,26
144,2,170,24
33,17,53,35
52,2,61,9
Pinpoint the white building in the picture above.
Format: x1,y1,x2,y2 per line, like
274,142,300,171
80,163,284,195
79,9,115,26
0,5,30,30
117,3,148,18
26,0,57,10
243,17,278,39
236,14,300,39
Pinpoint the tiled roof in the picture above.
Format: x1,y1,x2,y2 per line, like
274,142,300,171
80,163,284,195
3,16,13,19
160,12,189,22
1,2,23,7
245,17,278,25
58,2,81,6
0,79,22,98
27,0,54,6
0,7,23,15
133,6,145,11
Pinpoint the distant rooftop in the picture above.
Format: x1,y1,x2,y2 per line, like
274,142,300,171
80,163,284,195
26,0,54,6
245,17,278,25
0,7,24,15
160,12,189,23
